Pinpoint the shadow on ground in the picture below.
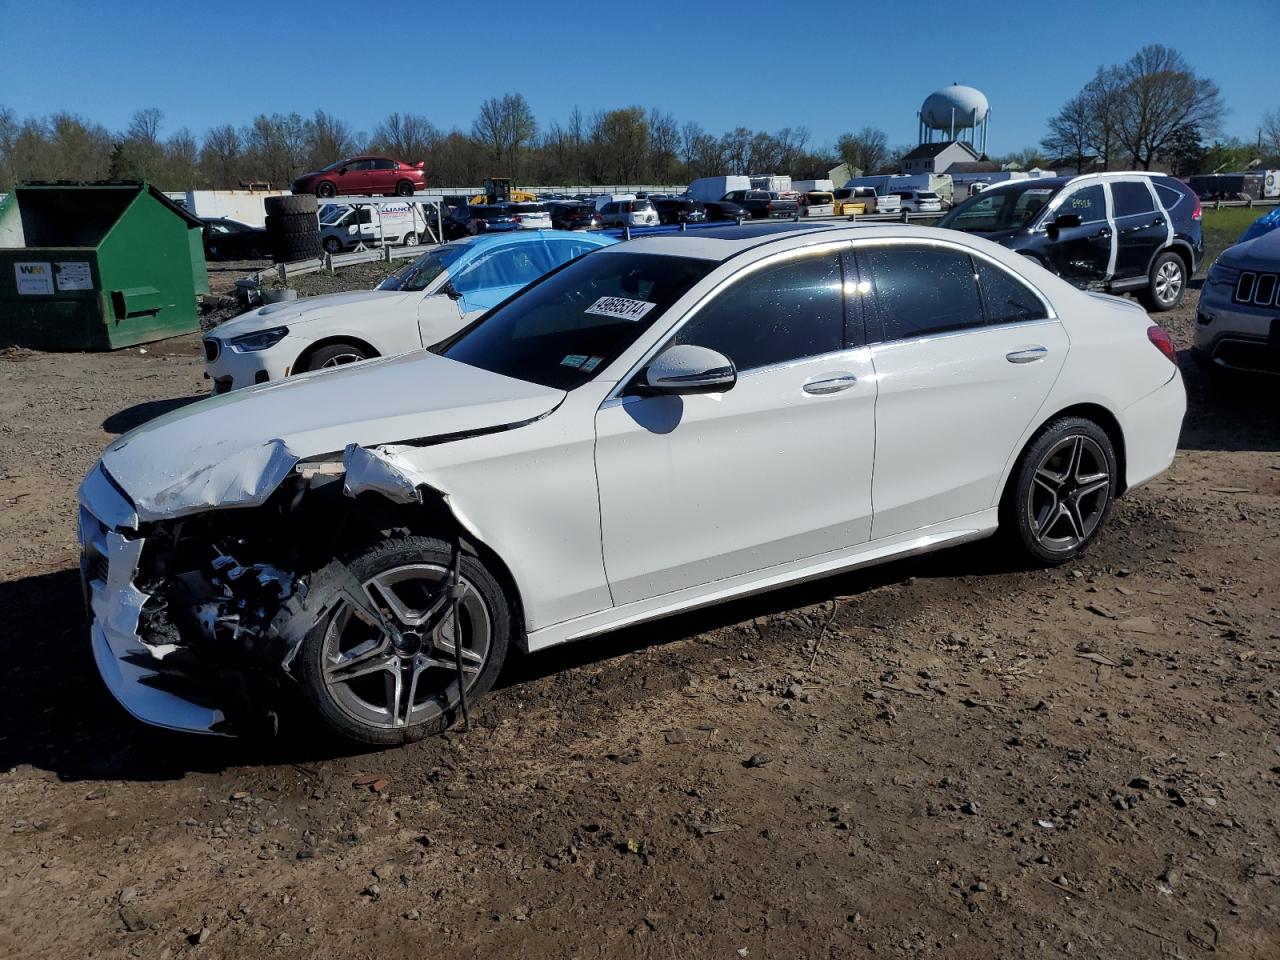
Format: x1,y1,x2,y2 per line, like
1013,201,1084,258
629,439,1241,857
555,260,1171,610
0,540,1025,784
1177,352,1280,453
103,396,205,435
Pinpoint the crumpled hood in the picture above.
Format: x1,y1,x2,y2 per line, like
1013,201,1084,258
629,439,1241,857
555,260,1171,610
99,351,564,521
211,290,416,339
1217,229,1280,272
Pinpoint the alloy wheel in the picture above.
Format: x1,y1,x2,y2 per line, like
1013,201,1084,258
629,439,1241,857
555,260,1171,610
319,351,365,368
1154,259,1183,305
321,564,492,729
1027,435,1111,553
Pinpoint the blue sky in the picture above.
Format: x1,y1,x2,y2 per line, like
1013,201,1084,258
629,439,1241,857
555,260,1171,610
1,0,1271,155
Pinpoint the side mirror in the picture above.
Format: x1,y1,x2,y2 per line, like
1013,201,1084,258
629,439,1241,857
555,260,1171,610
339,167,348,175
641,345,736,395
1047,212,1081,237
442,281,461,301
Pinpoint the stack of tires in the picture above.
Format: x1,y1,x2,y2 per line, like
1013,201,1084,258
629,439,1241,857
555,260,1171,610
264,195,323,263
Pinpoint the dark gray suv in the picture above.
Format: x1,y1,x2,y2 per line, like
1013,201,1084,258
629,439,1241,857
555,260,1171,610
939,173,1203,311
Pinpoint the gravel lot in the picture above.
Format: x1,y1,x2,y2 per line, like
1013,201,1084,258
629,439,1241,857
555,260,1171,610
0,268,1277,958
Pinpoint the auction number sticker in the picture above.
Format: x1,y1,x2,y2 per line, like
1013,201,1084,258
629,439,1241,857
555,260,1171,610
55,261,93,291
14,262,54,296
584,296,656,322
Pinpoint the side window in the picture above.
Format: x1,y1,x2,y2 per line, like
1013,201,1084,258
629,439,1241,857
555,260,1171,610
669,251,844,372
372,159,396,170
1112,181,1155,217
863,244,984,342
975,259,1049,326
546,239,599,264
453,244,553,294
345,159,371,172
1060,184,1106,222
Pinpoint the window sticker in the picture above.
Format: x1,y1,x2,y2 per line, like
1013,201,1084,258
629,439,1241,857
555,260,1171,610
584,295,656,322
581,356,603,372
560,354,588,368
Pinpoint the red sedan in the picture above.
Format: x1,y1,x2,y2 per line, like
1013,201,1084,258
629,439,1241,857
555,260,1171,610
291,156,427,198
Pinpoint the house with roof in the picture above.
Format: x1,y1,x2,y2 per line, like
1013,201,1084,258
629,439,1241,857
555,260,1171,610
900,141,982,175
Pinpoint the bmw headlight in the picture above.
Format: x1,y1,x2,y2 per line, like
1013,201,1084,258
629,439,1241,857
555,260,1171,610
229,326,289,353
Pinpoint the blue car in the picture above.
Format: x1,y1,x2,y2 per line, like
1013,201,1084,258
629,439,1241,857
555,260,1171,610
1238,207,1280,245
204,230,616,391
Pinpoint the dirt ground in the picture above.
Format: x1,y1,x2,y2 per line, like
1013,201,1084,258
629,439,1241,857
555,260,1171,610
1,274,1278,959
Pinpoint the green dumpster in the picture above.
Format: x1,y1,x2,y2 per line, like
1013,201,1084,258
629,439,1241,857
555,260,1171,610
0,181,209,350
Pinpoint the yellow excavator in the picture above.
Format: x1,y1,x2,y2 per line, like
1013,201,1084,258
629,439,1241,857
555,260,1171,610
470,177,537,205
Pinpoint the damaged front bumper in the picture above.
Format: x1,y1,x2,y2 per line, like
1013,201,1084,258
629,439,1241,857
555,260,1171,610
79,465,230,735
78,464,311,736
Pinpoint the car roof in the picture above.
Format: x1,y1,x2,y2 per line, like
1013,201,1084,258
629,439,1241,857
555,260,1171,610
462,230,617,253
600,222,1024,263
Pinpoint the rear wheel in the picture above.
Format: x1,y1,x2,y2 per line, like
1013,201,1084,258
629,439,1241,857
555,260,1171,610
401,232,417,247
1141,252,1186,311
297,537,510,744
1000,417,1117,565
395,180,414,197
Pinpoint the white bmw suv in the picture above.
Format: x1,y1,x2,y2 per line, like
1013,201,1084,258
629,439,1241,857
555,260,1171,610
79,222,1185,745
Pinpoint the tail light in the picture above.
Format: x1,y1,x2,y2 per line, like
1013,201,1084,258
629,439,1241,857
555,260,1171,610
1147,325,1177,364
511,215,522,223
1191,195,1202,221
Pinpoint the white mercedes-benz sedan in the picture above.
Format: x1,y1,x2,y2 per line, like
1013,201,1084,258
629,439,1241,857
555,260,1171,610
78,223,1185,745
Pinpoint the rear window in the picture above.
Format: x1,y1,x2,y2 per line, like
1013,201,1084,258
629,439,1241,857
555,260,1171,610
509,203,545,214
918,192,940,200
630,200,654,212
472,206,507,217
1154,183,1184,211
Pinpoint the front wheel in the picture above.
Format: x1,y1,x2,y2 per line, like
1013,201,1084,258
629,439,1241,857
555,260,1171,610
316,181,337,199
1141,252,1186,312
296,536,511,744
322,236,343,255
1000,417,1117,565
302,341,368,371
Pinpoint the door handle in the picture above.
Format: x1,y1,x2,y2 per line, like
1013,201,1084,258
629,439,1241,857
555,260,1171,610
803,374,858,395
1153,215,1166,227
1006,346,1048,364
1093,228,1112,239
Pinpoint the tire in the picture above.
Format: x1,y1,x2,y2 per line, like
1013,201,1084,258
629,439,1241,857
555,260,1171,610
296,536,511,745
322,236,343,255
1140,251,1186,312
316,181,337,199
395,180,414,197
265,213,320,236
301,341,369,371
265,194,318,217
999,416,1118,566
401,232,417,247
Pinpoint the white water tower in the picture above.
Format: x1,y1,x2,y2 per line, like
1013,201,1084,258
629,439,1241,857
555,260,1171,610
919,84,990,154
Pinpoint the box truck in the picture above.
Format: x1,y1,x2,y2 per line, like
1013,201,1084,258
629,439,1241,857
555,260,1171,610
686,176,752,202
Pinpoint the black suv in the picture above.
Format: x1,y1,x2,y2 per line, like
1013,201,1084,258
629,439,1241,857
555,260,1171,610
652,198,708,225
938,174,1203,311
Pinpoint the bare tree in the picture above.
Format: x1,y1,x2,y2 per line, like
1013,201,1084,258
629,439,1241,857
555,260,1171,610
369,112,438,162
1261,109,1280,162
471,94,537,177
306,110,359,169
1113,45,1225,169
112,107,166,181
47,113,113,181
242,112,309,186
161,128,200,189
1042,91,1093,171
648,108,679,184
836,127,888,177
199,124,243,188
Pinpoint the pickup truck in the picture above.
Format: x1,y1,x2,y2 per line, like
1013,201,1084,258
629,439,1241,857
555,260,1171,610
721,189,799,220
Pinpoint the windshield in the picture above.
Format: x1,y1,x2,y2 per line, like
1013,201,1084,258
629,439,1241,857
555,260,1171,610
939,184,1059,233
377,243,470,292
440,252,713,390
321,158,352,172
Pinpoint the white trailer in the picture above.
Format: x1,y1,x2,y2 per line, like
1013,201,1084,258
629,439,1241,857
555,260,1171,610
750,174,792,194
686,176,752,202
791,179,834,193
